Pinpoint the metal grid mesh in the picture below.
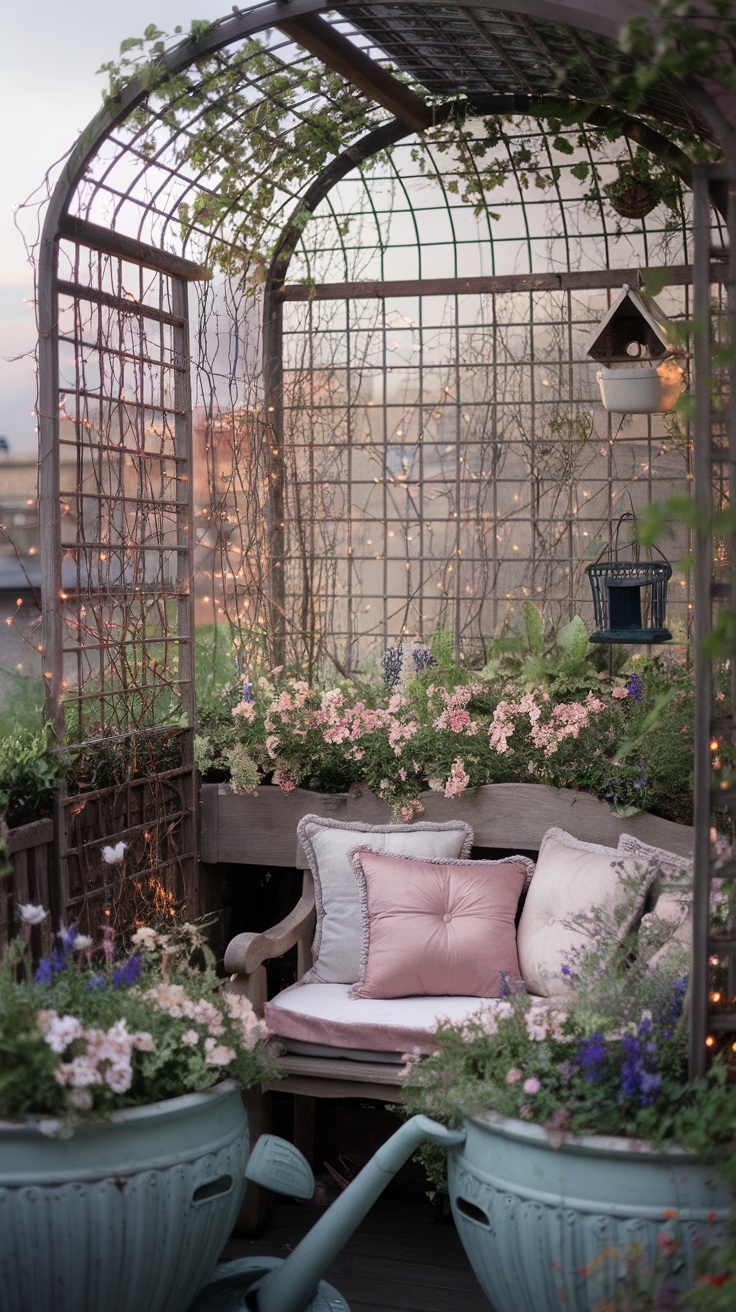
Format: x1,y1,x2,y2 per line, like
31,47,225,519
42,9,719,689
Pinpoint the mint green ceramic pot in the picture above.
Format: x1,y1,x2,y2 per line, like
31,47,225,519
449,1112,731,1312
0,1080,249,1312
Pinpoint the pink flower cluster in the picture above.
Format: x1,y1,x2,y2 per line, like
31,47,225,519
444,757,471,799
144,982,268,1063
489,689,606,758
431,685,480,736
39,1010,154,1095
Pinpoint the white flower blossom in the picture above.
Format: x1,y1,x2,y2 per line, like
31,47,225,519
204,1037,237,1066
41,1013,84,1054
36,1118,61,1137
68,1087,94,1111
130,926,159,948
18,903,49,925
72,934,93,952
101,841,128,866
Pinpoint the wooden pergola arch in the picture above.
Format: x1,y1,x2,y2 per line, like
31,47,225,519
37,0,736,1075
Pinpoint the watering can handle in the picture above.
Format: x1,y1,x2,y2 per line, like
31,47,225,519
250,1115,466,1312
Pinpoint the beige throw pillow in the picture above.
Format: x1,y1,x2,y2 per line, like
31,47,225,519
517,832,656,997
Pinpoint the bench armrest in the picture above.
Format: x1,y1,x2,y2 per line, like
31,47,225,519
224,885,316,976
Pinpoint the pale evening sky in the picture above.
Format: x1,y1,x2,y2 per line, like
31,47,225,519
0,2,230,452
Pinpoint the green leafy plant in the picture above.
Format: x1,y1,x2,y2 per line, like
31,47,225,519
0,726,59,829
480,603,606,696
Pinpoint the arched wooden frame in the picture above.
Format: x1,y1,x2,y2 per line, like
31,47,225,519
37,0,736,1071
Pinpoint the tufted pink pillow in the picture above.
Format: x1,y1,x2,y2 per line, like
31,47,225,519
347,848,532,999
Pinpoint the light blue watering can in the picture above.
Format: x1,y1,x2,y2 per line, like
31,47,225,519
189,1115,466,1312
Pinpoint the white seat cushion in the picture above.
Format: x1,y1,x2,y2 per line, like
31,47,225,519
264,982,515,1056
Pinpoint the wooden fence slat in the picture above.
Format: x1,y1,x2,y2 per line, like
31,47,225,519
2,819,56,956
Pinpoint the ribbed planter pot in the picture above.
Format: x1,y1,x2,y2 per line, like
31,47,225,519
0,1080,249,1312
449,1113,731,1312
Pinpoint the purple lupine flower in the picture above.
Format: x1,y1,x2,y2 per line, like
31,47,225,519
381,645,404,692
412,645,434,675
113,956,142,988
34,942,69,982
627,672,643,701
621,1016,662,1106
241,675,254,704
577,1031,607,1082
657,976,688,1039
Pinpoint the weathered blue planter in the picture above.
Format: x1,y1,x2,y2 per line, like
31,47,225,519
449,1112,731,1312
0,1080,249,1312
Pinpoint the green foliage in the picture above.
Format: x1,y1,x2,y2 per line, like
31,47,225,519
0,667,45,738
523,600,544,657
0,725,59,828
480,606,602,696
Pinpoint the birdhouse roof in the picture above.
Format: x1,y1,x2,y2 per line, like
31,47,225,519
586,284,680,363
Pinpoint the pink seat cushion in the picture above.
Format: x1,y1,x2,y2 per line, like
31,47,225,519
265,983,519,1055
348,848,530,999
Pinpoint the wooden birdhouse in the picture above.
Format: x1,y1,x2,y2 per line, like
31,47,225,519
586,284,687,413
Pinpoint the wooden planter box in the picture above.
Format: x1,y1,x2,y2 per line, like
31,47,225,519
200,782,693,869
1,817,55,955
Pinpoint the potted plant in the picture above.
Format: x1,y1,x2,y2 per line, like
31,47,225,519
0,901,279,1312
401,908,736,1311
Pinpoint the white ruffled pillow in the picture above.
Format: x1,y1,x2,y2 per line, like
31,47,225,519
297,815,473,985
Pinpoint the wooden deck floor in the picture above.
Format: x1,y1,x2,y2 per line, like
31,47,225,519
221,1196,493,1312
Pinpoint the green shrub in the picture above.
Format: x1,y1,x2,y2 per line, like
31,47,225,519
0,726,59,828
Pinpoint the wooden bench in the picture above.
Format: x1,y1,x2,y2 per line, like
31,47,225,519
213,782,693,1224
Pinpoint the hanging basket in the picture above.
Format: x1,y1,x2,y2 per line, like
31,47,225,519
606,174,660,219
596,359,685,414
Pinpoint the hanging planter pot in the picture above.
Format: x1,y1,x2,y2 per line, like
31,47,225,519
597,358,685,414
606,171,660,219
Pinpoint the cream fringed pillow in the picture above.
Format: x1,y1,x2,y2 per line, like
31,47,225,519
517,832,657,997
297,815,473,985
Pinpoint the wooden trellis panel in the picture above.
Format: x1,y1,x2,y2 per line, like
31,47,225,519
691,161,736,1075
39,220,205,931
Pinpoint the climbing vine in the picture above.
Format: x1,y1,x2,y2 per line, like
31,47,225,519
94,8,725,284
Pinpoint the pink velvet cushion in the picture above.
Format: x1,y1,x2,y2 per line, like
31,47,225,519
348,848,531,1000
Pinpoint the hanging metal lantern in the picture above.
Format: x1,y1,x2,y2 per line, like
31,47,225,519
585,513,672,645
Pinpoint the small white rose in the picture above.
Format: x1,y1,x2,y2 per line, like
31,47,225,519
18,903,49,925
72,934,93,952
101,842,128,866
